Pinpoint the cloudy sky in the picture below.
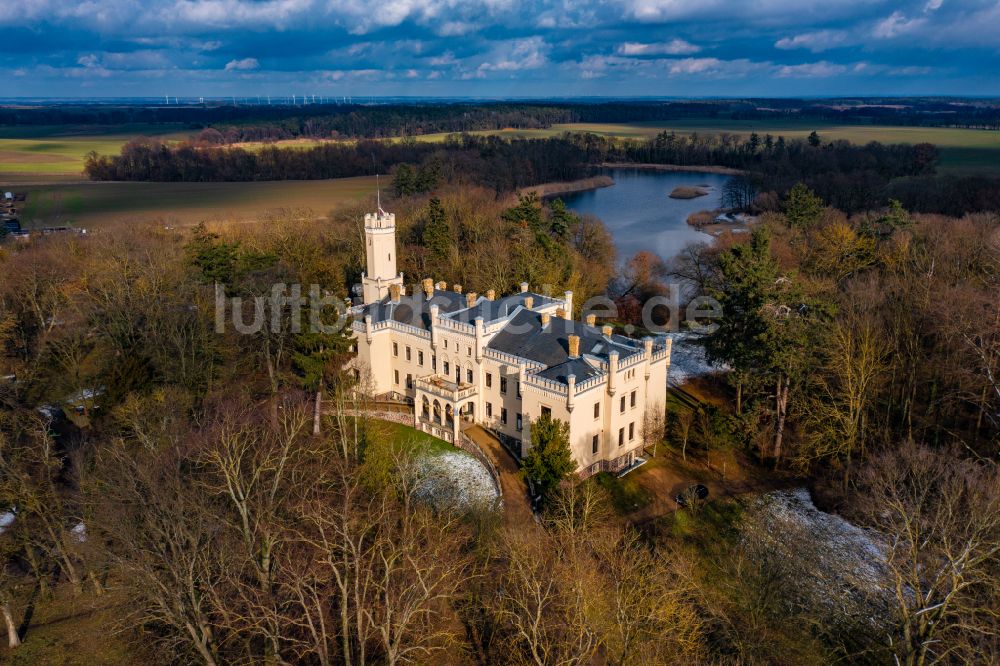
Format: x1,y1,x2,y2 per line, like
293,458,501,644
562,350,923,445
3,0,1000,98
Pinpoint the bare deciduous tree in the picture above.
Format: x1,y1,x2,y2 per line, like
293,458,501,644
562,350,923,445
858,444,1000,665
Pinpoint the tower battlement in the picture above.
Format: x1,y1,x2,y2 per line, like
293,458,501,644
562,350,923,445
364,211,395,230
361,208,404,305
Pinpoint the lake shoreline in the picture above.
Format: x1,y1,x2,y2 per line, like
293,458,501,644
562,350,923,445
560,168,732,263
600,162,745,175
523,175,616,199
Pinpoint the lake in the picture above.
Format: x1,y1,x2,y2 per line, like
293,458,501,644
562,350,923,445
560,168,730,263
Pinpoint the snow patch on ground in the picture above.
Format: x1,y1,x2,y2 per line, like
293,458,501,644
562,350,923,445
665,331,726,385
0,510,15,534
745,488,894,628
415,450,500,513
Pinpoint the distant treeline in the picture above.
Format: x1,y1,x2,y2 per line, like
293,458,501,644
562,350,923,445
84,129,1000,215
83,134,591,192
5,99,1000,138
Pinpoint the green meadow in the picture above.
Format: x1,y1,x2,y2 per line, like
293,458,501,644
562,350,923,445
0,123,193,176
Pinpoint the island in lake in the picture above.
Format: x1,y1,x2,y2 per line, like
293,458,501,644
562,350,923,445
668,186,710,199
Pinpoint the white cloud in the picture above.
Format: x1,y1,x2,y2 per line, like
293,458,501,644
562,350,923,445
775,30,848,52
224,57,259,71
665,57,721,75
924,0,943,11
617,39,701,56
477,36,549,75
873,11,926,38
776,61,848,77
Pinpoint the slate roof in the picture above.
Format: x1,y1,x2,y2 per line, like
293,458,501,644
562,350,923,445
360,289,656,386
363,290,559,329
363,290,469,330
486,309,645,381
448,292,558,324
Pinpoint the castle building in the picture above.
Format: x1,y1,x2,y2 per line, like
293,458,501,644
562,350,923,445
349,207,671,477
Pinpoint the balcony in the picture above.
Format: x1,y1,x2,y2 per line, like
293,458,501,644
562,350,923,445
415,374,478,402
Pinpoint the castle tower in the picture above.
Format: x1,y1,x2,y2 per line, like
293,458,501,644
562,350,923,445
361,208,404,305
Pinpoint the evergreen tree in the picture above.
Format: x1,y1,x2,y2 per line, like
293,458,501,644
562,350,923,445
807,130,821,147
502,192,544,233
186,222,240,287
547,198,576,239
421,197,452,265
705,228,826,461
393,163,416,197
520,413,575,506
784,182,825,229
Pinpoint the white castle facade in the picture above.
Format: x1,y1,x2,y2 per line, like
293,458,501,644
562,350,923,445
349,208,671,477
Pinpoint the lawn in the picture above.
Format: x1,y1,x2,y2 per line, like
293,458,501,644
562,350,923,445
14,176,378,228
378,420,458,457
593,468,656,514
0,123,193,176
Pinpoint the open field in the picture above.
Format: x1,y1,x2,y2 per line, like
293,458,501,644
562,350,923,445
12,176,377,228
234,120,1000,175
0,123,193,176
412,121,1000,175
1,117,997,181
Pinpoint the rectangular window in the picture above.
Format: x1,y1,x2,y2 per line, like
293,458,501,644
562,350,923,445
444,339,448,349
501,408,508,424
393,342,398,357
444,361,450,376
467,368,473,383
592,434,599,454
486,402,493,418
432,355,436,371
631,390,636,408
406,374,413,389
467,346,472,356
500,377,508,394
516,381,521,399
541,406,551,418
486,373,492,388
593,403,600,419
620,396,626,413
618,428,624,447
418,351,424,366
516,413,523,431
394,370,399,385
629,422,635,441
406,346,411,361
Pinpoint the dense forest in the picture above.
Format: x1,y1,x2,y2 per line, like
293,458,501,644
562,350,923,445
1,179,998,663
5,98,1000,134
84,128,1000,215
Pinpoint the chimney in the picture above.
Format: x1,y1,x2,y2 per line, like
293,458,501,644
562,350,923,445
422,278,434,299
437,281,447,291
585,314,597,327
602,325,613,337
556,307,566,319
486,289,496,301
466,292,478,308
389,283,401,302
568,335,580,358
540,312,551,327
520,281,529,293
524,296,534,309
453,284,462,294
